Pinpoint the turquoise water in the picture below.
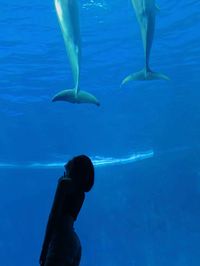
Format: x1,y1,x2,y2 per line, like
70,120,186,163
0,0,200,265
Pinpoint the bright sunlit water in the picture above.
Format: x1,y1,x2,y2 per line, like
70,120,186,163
0,0,200,265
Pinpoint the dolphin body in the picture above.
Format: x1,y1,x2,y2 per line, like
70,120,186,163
121,0,169,86
52,0,100,106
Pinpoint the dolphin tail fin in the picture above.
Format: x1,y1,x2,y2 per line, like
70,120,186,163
52,89,100,106
121,68,170,86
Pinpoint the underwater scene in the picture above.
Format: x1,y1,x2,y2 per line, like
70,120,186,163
0,0,200,265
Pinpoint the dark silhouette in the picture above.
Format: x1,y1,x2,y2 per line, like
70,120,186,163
39,155,94,266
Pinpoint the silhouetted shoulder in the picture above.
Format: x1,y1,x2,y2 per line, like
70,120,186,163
56,176,85,221
57,177,75,194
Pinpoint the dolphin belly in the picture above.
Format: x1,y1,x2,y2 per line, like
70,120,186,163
55,0,81,92
53,0,100,106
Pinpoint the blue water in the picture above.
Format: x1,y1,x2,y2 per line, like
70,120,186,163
0,0,200,265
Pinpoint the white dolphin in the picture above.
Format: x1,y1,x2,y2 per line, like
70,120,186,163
52,0,100,106
121,0,169,86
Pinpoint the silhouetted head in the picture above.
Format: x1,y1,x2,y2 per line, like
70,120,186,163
65,155,94,192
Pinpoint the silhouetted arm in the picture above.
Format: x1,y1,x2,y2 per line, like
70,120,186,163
39,177,71,265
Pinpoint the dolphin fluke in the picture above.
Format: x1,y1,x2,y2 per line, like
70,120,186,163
121,68,170,86
52,89,100,106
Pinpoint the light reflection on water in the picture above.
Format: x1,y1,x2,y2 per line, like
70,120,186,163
0,149,154,169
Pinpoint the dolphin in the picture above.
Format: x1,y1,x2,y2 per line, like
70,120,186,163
52,0,100,106
121,0,169,86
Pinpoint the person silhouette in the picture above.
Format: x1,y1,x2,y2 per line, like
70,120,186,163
39,155,94,266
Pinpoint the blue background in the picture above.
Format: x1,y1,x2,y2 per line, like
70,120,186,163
0,0,200,265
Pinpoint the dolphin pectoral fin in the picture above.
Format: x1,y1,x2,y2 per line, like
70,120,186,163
121,69,170,85
52,89,100,106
